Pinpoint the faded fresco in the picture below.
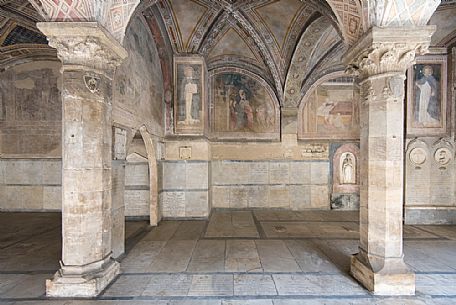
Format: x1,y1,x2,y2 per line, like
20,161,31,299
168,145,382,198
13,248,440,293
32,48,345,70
174,57,205,134
300,78,359,139
211,72,278,137
113,17,164,137
407,56,447,135
0,61,62,157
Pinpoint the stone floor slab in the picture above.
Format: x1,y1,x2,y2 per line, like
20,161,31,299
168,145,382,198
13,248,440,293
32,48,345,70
141,274,192,296
285,240,340,273
187,240,225,272
102,275,150,297
121,241,166,273
416,274,456,296
171,221,206,240
148,240,197,272
225,240,262,272
255,240,301,272
273,274,366,296
2,211,456,303
188,274,234,296
233,274,277,296
206,211,259,238
142,221,181,241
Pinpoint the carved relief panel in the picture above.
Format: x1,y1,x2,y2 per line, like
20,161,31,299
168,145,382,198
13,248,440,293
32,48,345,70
405,138,455,208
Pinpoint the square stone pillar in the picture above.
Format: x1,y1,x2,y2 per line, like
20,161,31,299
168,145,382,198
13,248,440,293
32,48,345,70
37,22,128,297
343,26,435,295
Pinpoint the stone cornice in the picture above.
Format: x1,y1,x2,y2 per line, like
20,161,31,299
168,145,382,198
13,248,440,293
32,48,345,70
37,22,128,73
343,26,436,80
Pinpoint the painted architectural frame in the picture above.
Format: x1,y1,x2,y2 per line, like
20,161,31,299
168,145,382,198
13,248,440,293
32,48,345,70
407,55,448,136
298,72,360,140
174,56,206,135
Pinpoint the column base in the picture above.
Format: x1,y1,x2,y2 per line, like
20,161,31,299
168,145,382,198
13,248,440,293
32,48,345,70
350,253,415,295
46,256,120,297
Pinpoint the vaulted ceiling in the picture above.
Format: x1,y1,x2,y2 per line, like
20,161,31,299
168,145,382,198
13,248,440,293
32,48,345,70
1,0,454,106
0,0,56,71
144,0,344,106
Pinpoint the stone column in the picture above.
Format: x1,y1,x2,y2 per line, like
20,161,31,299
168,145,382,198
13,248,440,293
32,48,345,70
343,26,435,295
37,22,128,297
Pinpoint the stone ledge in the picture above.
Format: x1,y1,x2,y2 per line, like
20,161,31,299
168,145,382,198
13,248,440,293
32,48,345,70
405,207,456,225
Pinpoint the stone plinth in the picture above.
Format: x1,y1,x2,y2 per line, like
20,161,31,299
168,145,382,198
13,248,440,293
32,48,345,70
46,256,120,297
37,22,127,298
343,26,435,295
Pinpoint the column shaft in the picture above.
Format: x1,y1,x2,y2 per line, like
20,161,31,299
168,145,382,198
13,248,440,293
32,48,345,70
343,26,435,295
37,22,127,297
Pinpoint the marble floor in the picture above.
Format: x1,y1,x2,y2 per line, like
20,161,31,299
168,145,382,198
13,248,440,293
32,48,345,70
1,210,456,304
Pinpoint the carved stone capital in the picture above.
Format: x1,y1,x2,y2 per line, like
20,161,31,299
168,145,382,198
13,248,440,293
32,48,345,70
37,22,128,75
343,26,435,80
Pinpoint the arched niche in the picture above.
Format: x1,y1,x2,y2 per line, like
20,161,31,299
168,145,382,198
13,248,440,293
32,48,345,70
124,127,160,226
208,67,280,140
331,143,360,210
298,71,360,140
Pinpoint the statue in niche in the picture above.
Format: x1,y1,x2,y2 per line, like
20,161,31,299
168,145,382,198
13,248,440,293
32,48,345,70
340,153,356,184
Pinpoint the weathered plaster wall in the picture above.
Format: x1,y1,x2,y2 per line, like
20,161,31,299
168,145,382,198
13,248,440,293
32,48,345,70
0,61,62,211
0,61,61,158
429,6,456,46
113,16,165,218
113,16,164,137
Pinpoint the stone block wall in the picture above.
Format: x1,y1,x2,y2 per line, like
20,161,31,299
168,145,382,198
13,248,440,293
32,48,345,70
160,160,209,218
211,160,330,210
124,162,150,217
0,159,61,211
405,137,456,224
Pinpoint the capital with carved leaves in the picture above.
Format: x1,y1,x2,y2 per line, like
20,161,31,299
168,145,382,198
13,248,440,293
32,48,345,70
343,26,436,81
37,22,128,75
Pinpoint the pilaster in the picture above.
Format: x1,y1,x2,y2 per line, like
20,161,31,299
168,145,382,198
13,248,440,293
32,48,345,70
37,22,128,297
343,26,435,295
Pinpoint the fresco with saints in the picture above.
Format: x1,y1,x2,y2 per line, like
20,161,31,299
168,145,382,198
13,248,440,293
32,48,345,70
211,72,278,137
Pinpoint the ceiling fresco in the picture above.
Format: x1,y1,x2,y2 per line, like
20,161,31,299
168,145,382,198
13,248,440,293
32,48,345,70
149,0,344,105
1,0,453,108
0,0,57,71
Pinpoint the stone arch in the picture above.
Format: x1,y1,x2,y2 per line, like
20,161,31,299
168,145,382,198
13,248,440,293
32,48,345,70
324,0,365,45
125,126,160,227
139,126,160,226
